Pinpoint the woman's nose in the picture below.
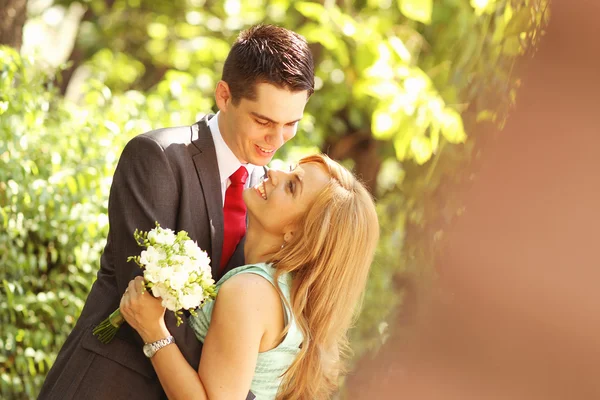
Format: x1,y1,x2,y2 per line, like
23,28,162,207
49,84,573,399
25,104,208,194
267,169,279,186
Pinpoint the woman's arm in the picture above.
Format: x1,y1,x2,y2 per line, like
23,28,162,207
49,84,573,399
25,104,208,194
120,274,279,399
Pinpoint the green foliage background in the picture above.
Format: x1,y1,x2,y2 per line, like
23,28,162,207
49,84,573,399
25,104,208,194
0,0,548,398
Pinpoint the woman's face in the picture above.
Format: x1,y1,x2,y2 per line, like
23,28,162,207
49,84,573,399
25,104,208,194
244,162,330,237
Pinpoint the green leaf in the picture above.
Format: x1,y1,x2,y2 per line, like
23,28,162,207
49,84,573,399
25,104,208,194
399,0,433,25
440,108,467,144
410,136,433,164
429,122,440,153
393,126,413,161
66,176,78,195
298,23,339,51
388,36,411,63
295,2,327,23
354,79,403,100
504,7,532,36
470,0,496,16
371,108,396,140
503,36,522,56
147,23,169,40
476,110,497,123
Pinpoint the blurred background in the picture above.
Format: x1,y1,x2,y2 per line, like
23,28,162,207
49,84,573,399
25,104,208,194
5,0,598,399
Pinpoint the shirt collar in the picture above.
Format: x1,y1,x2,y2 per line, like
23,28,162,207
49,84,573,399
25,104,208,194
208,112,255,183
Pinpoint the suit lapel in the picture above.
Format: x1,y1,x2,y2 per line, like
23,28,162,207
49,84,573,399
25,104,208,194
190,115,224,277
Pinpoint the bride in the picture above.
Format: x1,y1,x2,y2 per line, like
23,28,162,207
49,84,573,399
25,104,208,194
120,154,379,399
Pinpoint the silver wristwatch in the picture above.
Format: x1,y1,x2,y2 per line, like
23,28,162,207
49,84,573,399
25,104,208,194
143,335,175,358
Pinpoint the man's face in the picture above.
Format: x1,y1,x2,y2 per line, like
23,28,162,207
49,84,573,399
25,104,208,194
216,82,309,166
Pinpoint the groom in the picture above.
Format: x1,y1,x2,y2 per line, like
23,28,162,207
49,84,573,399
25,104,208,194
39,24,314,400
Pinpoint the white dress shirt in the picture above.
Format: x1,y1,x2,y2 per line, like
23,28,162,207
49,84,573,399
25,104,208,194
208,112,255,206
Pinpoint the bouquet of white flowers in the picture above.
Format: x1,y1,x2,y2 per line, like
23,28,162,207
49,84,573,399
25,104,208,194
92,223,216,344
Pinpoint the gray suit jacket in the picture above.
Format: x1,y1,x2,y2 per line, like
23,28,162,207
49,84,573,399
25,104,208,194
39,115,263,400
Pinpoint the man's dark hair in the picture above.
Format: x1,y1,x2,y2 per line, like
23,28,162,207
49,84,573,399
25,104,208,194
222,24,315,104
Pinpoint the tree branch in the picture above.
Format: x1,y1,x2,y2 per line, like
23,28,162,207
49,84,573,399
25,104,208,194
0,0,28,50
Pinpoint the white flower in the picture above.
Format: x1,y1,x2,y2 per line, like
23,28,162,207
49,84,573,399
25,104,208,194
151,283,168,298
157,266,174,283
144,259,160,273
179,257,198,274
139,246,164,266
183,240,202,259
196,259,212,275
169,270,188,291
161,293,179,311
170,254,186,266
181,292,202,310
191,285,206,301
184,240,210,267
198,272,214,286
147,229,158,243
148,227,176,246
144,270,157,283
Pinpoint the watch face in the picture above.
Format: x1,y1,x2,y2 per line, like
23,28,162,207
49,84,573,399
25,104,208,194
143,344,155,358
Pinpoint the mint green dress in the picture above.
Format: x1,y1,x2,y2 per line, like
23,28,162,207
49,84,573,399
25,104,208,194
188,263,302,400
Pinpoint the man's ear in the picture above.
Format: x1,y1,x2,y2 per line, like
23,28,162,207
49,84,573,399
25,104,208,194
215,80,232,112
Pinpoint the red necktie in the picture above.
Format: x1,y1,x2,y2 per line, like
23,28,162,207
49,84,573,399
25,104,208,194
220,166,248,270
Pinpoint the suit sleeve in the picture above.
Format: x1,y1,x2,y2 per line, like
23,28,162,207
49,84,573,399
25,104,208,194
106,134,179,297
104,133,204,371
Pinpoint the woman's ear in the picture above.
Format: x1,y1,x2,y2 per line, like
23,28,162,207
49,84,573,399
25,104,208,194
283,230,294,243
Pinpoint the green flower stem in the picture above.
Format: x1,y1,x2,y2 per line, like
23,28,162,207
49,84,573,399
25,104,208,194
108,308,124,328
92,308,124,344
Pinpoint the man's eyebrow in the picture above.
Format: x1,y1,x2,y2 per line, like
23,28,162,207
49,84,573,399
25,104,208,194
250,112,302,125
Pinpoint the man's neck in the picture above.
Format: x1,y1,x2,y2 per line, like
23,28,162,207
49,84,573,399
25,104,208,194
216,114,245,164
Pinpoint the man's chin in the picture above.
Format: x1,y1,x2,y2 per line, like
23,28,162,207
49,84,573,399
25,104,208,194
249,148,276,166
250,157,274,167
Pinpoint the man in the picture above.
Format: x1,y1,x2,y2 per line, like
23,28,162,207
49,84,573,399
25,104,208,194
39,24,314,400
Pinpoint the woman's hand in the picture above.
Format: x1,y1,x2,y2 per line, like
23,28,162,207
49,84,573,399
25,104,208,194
120,276,170,343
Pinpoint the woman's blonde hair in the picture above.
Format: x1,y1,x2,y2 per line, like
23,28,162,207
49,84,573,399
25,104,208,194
270,154,380,400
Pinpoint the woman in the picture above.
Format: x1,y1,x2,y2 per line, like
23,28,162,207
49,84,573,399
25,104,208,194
120,154,379,399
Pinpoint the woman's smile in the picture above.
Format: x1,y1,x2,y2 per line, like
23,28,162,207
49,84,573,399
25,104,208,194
254,181,268,200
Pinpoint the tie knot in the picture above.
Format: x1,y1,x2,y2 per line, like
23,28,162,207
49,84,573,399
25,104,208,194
230,166,248,185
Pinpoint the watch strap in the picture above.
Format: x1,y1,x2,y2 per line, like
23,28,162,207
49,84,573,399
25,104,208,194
145,335,175,358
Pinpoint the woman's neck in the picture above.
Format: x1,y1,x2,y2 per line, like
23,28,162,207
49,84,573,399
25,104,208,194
243,226,283,265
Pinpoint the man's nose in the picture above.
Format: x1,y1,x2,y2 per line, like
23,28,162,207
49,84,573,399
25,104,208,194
265,126,285,148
